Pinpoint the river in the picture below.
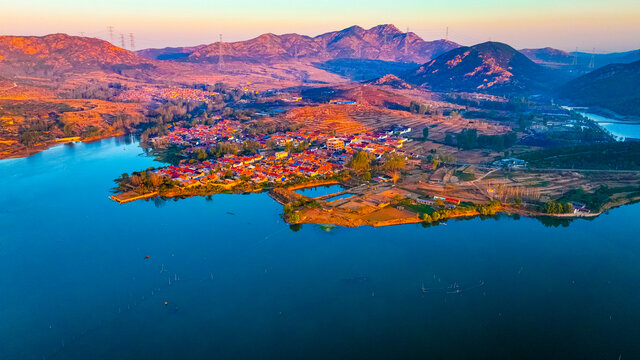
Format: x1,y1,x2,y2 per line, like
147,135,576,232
1,137,640,359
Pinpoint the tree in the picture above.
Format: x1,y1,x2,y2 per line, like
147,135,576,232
563,202,574,213
422,127,429,140
63,123,75,137
350,150,371,175
409,101,420,113
288,211,301,223
131,174,143,187
444,134,454,146
284,142,294,153
196,148,208,160
150,173,164,187
421,213,432,223
19,130,43,147
362,172,372,181
456,129,478,150
383,153,406,185
383,153,406,173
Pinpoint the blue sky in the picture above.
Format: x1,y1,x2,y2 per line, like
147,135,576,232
3,0,639,52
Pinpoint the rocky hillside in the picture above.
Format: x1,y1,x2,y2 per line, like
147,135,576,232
141,25,459,64
405,42,556,93
520,47,573,69
136,45,205,61
559,60,640,116
0,34,155,77
371,74,412,89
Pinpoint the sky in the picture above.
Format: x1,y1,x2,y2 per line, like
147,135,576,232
2,0,639,52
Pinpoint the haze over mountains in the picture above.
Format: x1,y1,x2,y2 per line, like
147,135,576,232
520,47,640,72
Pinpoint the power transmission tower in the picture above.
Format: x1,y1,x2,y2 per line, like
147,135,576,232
405,27,410,56
129,33,135,50
80,32,85,37
107,26,114,43
588,48,595,69
218,34,225,71
571,47,578,66
446,27,449,41
120,34,126,48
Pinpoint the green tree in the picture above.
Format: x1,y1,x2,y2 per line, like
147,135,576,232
445,134,454,146
422,127,429,141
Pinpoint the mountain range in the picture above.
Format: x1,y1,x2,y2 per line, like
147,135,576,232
559,60,640,116
521,47,640,72
139,25,459,64
1,26,639,116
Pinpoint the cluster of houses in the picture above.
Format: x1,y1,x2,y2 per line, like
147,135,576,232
154,149,341,187
149,119,411,189
117,87,220,103
152,121,242,147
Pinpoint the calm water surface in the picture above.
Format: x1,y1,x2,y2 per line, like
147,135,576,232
577,111,640,140
294,184,344,197
1,137,640,360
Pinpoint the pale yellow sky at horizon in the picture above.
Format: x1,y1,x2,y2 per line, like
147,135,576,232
2,0,639,52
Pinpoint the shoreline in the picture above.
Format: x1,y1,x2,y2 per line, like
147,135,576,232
0,132,127,160
106,177,640,228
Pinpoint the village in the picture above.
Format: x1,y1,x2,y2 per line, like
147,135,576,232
142,119,411,190
110,110,640,227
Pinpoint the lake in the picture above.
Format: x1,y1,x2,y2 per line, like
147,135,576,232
1,137,640,359
294,184,344,197
576,110,640,141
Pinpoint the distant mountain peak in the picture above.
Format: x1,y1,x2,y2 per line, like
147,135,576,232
405,41,554,93
368,24,403,35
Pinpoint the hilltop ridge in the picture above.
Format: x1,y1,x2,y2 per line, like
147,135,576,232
139,24,459,64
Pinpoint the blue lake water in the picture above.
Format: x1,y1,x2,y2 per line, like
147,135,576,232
325,193,355,202
577,111,640,141
2,137,640,359
294,184,344,197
